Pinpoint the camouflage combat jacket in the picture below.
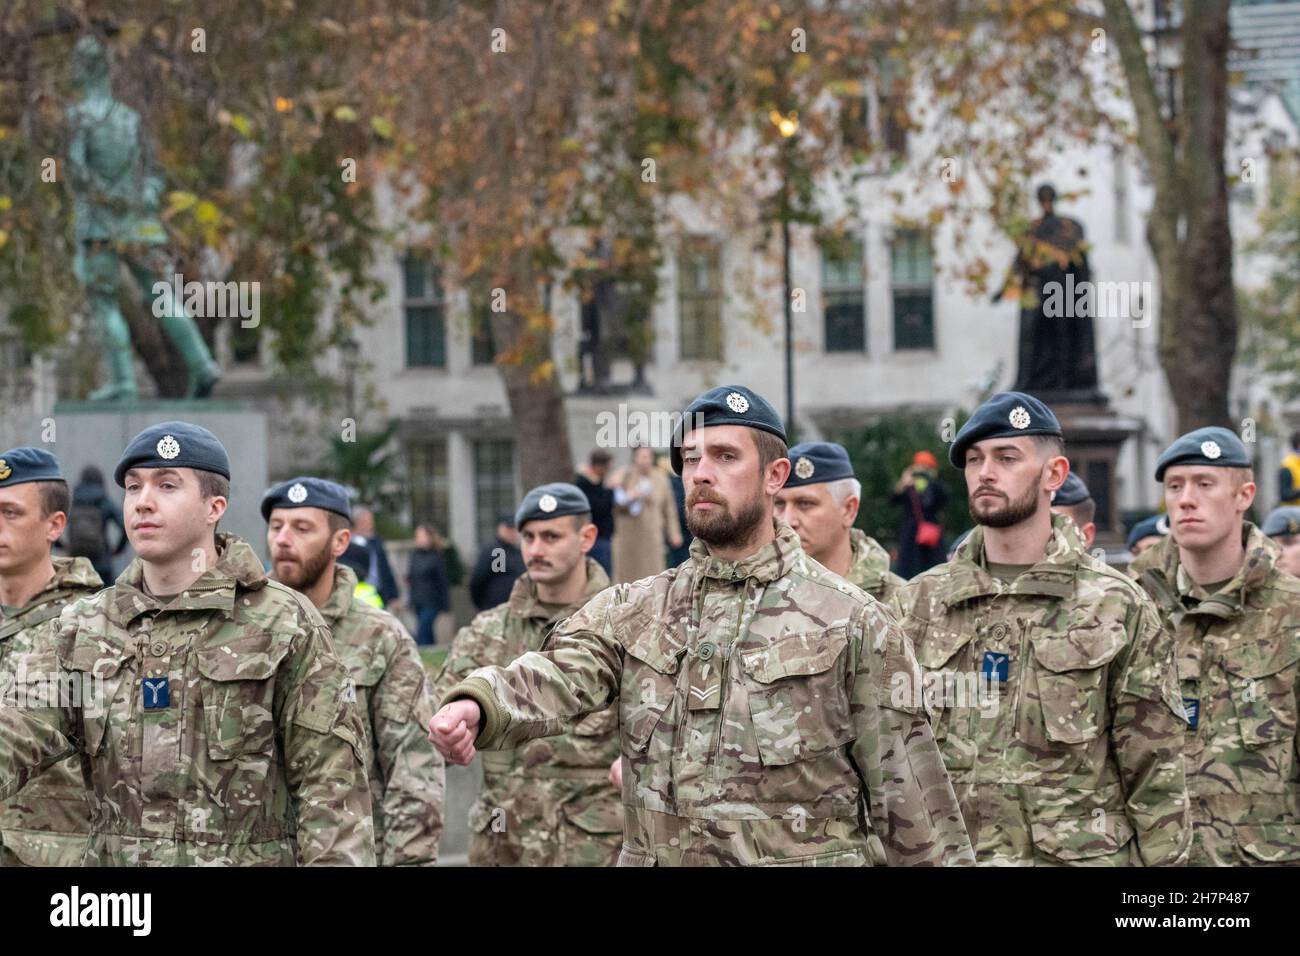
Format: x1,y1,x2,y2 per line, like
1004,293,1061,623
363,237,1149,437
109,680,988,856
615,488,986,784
1129,526,1300,866
0,557,101,866
444,521,974,867
433,558,622,866
844,529,906,605
0,534,376,866
891,513,1189,866
319,565,444,866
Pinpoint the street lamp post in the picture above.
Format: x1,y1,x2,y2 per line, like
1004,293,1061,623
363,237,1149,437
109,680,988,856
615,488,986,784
771,110,800,436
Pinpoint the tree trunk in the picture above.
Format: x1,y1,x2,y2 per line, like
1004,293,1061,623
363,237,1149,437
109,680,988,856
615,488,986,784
487,262,574,490
1103,0,1235,435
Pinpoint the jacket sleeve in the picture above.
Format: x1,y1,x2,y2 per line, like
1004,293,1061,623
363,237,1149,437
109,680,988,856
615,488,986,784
280,620,377,866
369,623,444,866
848,602,974,866
441,589,623,750
1108,598,1191,866
0,621,79,802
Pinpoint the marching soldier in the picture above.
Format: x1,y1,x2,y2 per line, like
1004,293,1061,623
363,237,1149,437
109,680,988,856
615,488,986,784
1050,472,1096,550
890,392,1189,866
0,422,376,865
0,448,98,866
430,386,973,867
775,441,905,603
432,483,622,866
1129,427,1300,865
264,477,444,866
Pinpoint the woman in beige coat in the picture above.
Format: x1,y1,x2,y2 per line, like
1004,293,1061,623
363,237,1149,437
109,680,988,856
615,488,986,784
612,446,682,583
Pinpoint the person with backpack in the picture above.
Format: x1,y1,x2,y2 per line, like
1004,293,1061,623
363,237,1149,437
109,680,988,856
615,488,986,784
66,466,127,583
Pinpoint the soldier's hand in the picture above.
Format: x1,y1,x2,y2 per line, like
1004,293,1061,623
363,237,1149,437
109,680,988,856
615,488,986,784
428,700,482,764
608,756,623,789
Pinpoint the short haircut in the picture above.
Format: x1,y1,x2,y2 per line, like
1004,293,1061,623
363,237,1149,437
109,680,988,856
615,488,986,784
826,477,862,507
1226,466,1255,488
35,480,70,518
572,510,593,530
327,512,351,533
1033,435,1066,460
1061,499,1096,527
751,429,789,474
197,471,230,501
590,449,612,466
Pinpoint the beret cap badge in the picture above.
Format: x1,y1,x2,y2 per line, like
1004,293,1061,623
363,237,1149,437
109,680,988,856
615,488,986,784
156,435,181,459
1200,440,1222,460
538,493,558,513
0,460,9,481
287,482,308,504
725,392,750,414
794,456,815,479
1009,406,1031,430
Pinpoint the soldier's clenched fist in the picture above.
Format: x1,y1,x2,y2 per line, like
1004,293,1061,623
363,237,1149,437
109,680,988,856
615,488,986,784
428,700,482,764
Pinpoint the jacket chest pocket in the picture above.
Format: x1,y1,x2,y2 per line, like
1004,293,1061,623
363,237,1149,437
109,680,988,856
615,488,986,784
1220,631,1300,752
62,639,136,758
195,635,287,761
914,625,978,769
739,627,854,767
618,616,685,754
1030,623,1126,745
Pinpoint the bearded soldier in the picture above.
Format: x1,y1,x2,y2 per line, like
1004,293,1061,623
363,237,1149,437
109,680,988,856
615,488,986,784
430,386,972,867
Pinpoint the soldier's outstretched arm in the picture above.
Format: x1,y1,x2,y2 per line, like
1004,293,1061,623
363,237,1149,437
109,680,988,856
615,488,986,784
431,587,623,760
280,623,378,866
370,624,445,866
1108,601,1191,866
0,621,84,802
849,604,974,866
428,609,503,703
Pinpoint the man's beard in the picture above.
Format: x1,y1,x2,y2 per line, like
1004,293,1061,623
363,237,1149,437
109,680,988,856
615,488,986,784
968,483,1040,529
274,543,334,591
686,486,767,550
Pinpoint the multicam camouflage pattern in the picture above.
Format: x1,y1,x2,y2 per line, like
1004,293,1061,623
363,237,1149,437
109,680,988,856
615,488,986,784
432,557,621,866
845,529,906,605
318,565,444,866
1129,525,1300,866
0,557,101,866
443,522,974,867
0,534,375,866
890,512,1189,866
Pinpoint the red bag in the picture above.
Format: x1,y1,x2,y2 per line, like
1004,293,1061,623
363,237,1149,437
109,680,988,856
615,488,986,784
910,487,942,548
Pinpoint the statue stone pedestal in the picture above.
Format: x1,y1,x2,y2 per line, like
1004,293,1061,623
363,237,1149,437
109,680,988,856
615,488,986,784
1039,391,1141,559
44,400,269,563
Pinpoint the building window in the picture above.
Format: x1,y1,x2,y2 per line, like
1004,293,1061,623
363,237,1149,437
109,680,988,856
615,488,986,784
677,237,723,360
469,290,497,366
891,229,934,350
403,256,446,368
822,235,866,352
474,438,517,546
407,438,450,536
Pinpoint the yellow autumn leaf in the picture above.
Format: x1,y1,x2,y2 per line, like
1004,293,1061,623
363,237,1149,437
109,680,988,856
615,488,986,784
530,359,556,384
0,229,8,248
371,116,395,139
167,191,198,214
230,114,253,137
0,196,11,211
195,200,220,226
333,105,358,122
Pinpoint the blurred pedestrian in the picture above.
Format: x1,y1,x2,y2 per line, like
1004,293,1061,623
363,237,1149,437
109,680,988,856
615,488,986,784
407,522,451,645
65,465,128,583
890,450,947,578
469,513,526,610
351,505,401,607
1262,506,1300,579
612,445,681,583
665,459,692,567
574,448,615,576
1280,430,1300,507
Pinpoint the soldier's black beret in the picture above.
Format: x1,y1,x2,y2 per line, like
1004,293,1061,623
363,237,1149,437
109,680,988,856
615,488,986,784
1154,426,1250,481
1262,506,1300,538
784,441,855,488
515,482,591,529
670,385,787,475
114,421,231,487
1051,472,1092,507
0,447,63,488
261,476,352,522
949,392,1063,468
1125,514,1170,552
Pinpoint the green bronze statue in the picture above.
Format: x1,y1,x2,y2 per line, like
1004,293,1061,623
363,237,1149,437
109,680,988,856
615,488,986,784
66,36,220,400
